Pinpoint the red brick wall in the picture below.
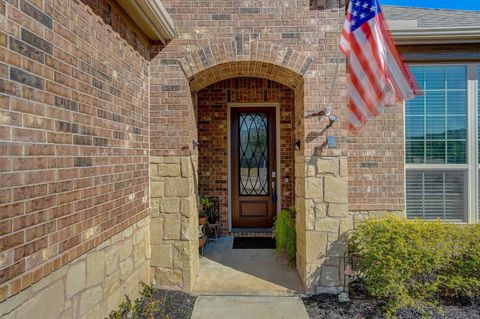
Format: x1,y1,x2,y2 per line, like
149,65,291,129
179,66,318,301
347,106,405,212
0,0,150,301
150,0,404,214
197,78,295,233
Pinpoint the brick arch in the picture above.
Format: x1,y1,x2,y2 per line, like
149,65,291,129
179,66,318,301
177,39,313,91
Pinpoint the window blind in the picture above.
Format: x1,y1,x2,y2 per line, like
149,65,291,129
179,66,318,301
406,170,467,221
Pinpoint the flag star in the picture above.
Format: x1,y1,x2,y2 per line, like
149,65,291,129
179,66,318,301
351,19,356,25
362,2,369,9
370,5,376,12
352,10,358,17
355,1,360,6
359,13,366,19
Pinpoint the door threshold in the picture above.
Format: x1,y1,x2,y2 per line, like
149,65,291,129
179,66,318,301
231,228,273,233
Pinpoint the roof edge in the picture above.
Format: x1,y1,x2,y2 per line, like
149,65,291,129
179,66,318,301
391,27,480,44
117,0,176,43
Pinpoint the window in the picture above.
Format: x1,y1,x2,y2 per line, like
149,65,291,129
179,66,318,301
405,65,475,222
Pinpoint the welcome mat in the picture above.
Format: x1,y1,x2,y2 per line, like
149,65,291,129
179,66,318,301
232,237,276,249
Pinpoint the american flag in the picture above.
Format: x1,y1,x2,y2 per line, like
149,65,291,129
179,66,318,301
340,0,420,131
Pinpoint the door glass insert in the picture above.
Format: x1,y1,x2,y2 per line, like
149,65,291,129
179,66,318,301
239,113,269,196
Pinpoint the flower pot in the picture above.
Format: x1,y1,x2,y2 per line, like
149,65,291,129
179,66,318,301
199,237,206,248
199,216,207,225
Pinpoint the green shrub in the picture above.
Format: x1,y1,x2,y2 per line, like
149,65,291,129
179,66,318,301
349,215,480,317
273,209,296,264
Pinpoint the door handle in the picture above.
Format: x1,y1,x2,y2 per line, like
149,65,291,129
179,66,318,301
271,180,277,203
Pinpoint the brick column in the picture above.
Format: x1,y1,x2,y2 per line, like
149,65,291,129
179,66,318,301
149,155,199,292
296,155,350,293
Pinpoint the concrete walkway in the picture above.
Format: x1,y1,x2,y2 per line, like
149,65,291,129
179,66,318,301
191,296,310,319
193,237,304,295
191,237,309,318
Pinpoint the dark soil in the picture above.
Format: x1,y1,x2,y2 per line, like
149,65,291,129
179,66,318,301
303,294,480,319
108,285,196,319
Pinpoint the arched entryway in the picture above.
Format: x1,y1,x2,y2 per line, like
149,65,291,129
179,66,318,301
192,75,304,294
149,38,349,295
181,43,309,291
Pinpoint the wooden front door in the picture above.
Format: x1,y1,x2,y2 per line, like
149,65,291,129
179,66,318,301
231,107,277,228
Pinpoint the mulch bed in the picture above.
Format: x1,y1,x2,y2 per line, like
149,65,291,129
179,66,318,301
108,286,196,319
302,294,480,319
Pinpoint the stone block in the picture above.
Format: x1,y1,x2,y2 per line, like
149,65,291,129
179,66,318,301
317,158,338,174
150,218,164,245
304,200,315,231
164,157,180,164
180,198,195,217
295,161,305,179
155,268,183,289
151,181,164,197
150,157,163,164
305,177,323,199
323,176,347,203
180,157,192,177
164,214,181,240
79,285,103,316
134,228,145,245
306,163,316,176
123,270,141,300
105,250,119,276
66,260,86,298
165,178,190,197
305,231,328,264
122,226,133,239
31,266,67,293
149,164,158,177
119,257,134,280
151,244,172,268
327,203,347,217
159,197,180,213
173,242,192,269
104,289,122,317
315,217,340,233
327,240,346,257
339,216,354,234
295,178,305,197
315,203,327,218
119,237,133,261
17,280,64,319
320,265,341,287
134,241,146,266
180,216,192,240
103,270,120,297
158,164,180,177
86,251,105,287
339,157,347,177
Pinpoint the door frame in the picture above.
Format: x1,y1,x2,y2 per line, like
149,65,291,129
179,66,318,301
227,103,281,231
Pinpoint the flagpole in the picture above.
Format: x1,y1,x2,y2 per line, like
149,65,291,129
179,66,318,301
326,52,343,110
305,52,343,119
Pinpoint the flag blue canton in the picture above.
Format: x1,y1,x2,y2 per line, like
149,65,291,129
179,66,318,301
350,0,382,32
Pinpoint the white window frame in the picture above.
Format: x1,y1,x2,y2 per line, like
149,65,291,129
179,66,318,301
405,63,478,224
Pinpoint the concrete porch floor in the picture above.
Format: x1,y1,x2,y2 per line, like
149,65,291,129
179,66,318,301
192,237,305,296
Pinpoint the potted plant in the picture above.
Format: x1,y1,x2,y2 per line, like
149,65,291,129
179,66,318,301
204,202,218,224
199,211,207,225
199,197,210,212
273,207,296,265
198,197,211,225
